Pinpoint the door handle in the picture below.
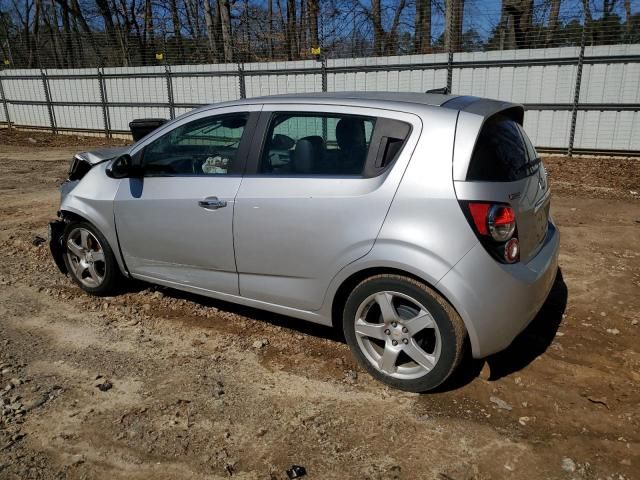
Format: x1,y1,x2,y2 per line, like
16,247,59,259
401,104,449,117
198,196,227,210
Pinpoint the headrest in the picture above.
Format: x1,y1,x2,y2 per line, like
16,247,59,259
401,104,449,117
293,139,316,174
336,118,366,152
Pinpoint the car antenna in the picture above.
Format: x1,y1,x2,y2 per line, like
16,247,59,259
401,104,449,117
425,87,449,94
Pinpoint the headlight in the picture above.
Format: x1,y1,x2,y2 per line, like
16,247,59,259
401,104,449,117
68,155,92,181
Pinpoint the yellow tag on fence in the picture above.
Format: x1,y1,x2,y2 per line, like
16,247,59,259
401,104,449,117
155,52,164,61
311,47,321,55
3,59,9,65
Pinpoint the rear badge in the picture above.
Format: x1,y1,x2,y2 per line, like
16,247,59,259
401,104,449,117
538,175,547,191
508,192,521,200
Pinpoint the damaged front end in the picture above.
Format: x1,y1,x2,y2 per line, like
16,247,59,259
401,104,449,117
49,146,130,273
48,217,67,273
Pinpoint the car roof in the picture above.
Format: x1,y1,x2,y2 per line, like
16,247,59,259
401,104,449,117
199,92,523,123
252,91,458,107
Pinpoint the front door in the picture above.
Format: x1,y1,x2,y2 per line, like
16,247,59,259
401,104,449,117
114,107,259,295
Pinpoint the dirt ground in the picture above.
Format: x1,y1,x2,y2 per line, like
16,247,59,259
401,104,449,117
0,129,638,480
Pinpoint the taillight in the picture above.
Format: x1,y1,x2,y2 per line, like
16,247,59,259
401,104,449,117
488,205,516,242
463,202,519,263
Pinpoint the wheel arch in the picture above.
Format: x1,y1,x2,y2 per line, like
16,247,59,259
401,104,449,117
59,208,130,277
330,266,462,332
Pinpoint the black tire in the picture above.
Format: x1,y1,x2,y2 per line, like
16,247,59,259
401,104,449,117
343,274,467,392
62,221,122,296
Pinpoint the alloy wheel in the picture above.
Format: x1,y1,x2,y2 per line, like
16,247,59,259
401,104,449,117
354,291,442,380
65,227,106,288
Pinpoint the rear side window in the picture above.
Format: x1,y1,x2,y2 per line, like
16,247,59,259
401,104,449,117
467,115,539,182
261,113,375,175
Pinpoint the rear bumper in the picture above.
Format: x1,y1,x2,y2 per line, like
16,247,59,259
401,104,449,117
437,222,560,358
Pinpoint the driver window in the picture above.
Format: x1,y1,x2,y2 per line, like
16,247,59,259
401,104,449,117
142,113,248,176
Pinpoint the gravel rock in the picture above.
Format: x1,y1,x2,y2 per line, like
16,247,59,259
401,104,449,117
252,339,268,349
561,457,576,472
95,380,113,392
212,382,225,398
490,396,512,411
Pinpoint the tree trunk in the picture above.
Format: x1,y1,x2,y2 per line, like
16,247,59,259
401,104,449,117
308,0,319,49
371,0,385,56
218,0,233,62
624,0,632,38
168,0,182,57
500,0,532,49
546,0,561,46
268,0,273,58
445,0,464,52
414,0,431,54
95,0,117,45
582,0,592,44
204,0,219,60
143,0,154,64
61,0,74,67
286,0,296,60
386,0,406,54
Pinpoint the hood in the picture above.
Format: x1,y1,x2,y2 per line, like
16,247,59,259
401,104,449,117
75,146,131,165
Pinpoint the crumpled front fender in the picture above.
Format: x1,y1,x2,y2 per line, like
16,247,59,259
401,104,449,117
48,219,67,273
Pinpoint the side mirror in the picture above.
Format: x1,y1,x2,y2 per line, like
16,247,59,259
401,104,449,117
106,154,142,178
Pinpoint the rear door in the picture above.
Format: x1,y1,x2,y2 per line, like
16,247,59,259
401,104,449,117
233,105,419,311
454,114,550,262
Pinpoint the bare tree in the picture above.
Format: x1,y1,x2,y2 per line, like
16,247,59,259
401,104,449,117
167,0,183,54
546,0,561,46
308,0,320,49
218,0,232,61
268,0,273,57
203,0,219,60
624,0,632,37
364,0,407,56
500,0,533,49
286,0,296,59
415,0,431,53
582,0,592,44
444,0,463,52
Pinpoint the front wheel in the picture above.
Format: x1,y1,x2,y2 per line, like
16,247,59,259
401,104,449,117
62,221,121,296
343,275,467,392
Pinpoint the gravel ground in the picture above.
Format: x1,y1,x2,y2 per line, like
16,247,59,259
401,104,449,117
0,130,639,480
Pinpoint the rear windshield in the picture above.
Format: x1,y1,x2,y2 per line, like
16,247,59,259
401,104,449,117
466,115,539,182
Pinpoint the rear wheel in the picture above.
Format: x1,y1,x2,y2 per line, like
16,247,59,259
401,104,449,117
62,221,121,296
343,274,466,392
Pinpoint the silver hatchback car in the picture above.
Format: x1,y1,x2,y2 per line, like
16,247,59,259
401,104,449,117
49,92,559,392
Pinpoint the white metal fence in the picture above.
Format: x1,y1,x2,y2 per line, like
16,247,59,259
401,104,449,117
1,44,639,155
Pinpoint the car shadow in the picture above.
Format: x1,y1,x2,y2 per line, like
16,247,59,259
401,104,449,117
434,267,568,392
123,268,566,391
124,279,343,343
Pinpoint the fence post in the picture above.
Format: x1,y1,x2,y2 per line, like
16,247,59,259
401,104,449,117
0,72,11,130
165,64,175,120
446,49,454,94
568,25,587,157
238,63,246,99
40,69,57,134
97,67,111,138
321,55,327,93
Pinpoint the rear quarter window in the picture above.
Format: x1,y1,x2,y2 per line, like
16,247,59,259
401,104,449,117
466,115,538,182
